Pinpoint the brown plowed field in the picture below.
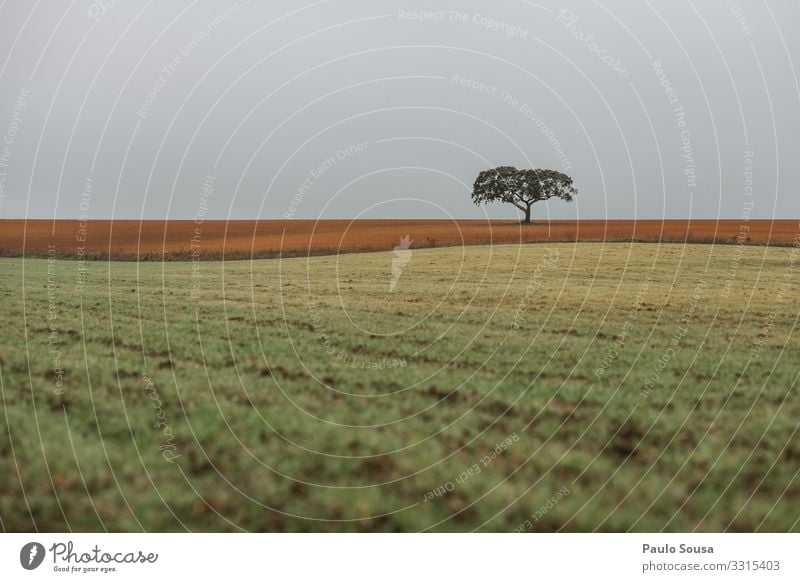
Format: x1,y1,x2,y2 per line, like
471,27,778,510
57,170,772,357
0,219,797,260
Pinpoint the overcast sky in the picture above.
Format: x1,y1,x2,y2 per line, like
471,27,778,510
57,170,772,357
0,0,797,221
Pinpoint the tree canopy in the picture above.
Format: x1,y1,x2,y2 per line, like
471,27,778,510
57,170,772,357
472,167,577,223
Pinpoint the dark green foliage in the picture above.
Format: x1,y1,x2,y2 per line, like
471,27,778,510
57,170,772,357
472,167,577,223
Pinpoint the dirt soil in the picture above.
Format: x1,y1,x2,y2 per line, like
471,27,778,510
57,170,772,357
0,219,797,260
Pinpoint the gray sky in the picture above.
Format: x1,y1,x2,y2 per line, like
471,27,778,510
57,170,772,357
0,0,797,221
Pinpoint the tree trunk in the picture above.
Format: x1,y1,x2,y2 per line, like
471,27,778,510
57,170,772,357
523,205,531,224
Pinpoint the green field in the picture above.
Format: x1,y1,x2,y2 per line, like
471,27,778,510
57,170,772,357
1,242,798,532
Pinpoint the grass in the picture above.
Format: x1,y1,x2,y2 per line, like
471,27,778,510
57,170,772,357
0,242,798,532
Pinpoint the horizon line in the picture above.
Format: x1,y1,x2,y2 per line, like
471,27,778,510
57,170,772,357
1,217,798,222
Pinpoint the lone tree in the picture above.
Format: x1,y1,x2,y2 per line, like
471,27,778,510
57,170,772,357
471,167,577,224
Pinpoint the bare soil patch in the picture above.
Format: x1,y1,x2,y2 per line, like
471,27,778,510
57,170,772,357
0,219,797,260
